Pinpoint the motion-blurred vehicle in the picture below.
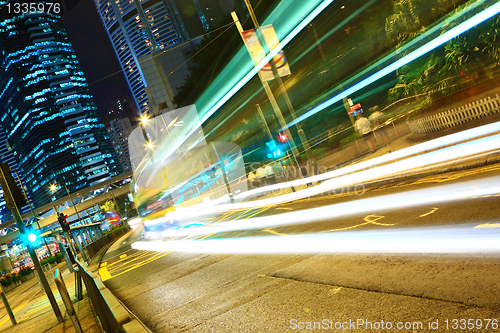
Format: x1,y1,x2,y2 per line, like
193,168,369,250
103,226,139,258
101,211,121,231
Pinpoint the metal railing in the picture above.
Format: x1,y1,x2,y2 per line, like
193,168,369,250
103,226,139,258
75,260,149,333
55,269,83,333
84,226,130,261
407,94,500,134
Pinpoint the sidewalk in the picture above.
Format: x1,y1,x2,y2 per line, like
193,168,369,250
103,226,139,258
0,251,106,333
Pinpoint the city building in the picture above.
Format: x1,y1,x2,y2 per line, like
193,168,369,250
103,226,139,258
102,96,136,126
0,4,123,208
93,0,244,116
107,117,134,172
0,125,30,222
93,0,186,116
138,40,198,115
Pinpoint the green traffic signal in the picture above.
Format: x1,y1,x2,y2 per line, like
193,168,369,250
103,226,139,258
265,140,283,158
28,232,37,243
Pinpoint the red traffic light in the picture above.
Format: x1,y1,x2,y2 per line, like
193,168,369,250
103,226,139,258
277,133,288,143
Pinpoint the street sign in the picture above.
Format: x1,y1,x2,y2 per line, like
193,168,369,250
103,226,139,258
350,103,361,111
242,25,291,82
349,103,362,114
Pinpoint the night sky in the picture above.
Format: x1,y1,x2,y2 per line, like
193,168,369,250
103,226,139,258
60,0,139,122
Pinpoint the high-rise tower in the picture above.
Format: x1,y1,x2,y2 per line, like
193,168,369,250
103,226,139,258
93,0,243,117
0,1,123,208
93,0,186,116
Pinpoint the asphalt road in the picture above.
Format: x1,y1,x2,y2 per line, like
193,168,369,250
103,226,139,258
100,164,500,332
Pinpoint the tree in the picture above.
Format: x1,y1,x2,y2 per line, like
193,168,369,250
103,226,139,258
441,2,500,75
384,0,488,104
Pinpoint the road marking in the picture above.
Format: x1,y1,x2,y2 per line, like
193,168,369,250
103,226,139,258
103,251,174,280
474,223,500,228
99,266,112,281
321,214,393,233
328,287,342,295
264,227,288,236
419,207,438,217
106,249,149,269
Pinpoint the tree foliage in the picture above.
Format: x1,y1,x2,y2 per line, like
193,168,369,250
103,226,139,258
386,0,500,104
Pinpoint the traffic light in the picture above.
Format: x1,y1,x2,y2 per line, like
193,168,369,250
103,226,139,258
27,231,37,243
277,132,288,143
0,163,27,209
265,140,283,159
21,225,38,245
58,213,70,232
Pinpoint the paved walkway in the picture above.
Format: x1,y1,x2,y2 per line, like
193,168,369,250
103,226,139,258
0,257,102,333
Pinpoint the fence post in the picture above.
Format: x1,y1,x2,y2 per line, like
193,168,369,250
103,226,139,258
55,269,83,333
0,286,16,326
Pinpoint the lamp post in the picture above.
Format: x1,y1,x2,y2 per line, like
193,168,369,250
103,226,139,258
13,171,52,257
0,165,63,323
232,9,317,177
49,182,88,263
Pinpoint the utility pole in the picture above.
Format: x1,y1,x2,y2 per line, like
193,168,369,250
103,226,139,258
255,104,296,191
209,142,235,203
54,205,79,264
14,171,52,257
0,164,63,323
0,285,16,326
231,11,304,177
235,2,318,175
53,179,88,264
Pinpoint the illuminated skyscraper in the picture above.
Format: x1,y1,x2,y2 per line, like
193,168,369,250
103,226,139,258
93,0,244,116
0,2,122,208
93,0,186,116
107,117,134,172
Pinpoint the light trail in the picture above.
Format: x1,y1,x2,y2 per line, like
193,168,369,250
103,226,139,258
287,1,500,128
158,0,336,165
153,174,500,237
135,1,500,225
158,127,500,222
155,121,500,225
232,121,500,202
132,223,500,255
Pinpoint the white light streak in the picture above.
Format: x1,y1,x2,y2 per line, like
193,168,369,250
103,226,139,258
133,223,500,255
157,175,500,237
288,1,500,127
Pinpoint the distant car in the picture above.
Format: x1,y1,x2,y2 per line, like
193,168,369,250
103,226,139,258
101,211,121,231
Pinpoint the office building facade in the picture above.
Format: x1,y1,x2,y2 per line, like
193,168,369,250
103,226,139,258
107,117,134,172
0,5,122,208
93,0,244,116
93,0,186,116
0,125,29,222
102,96,136,126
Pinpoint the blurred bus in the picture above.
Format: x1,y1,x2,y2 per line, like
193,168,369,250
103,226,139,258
101,211,121,231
